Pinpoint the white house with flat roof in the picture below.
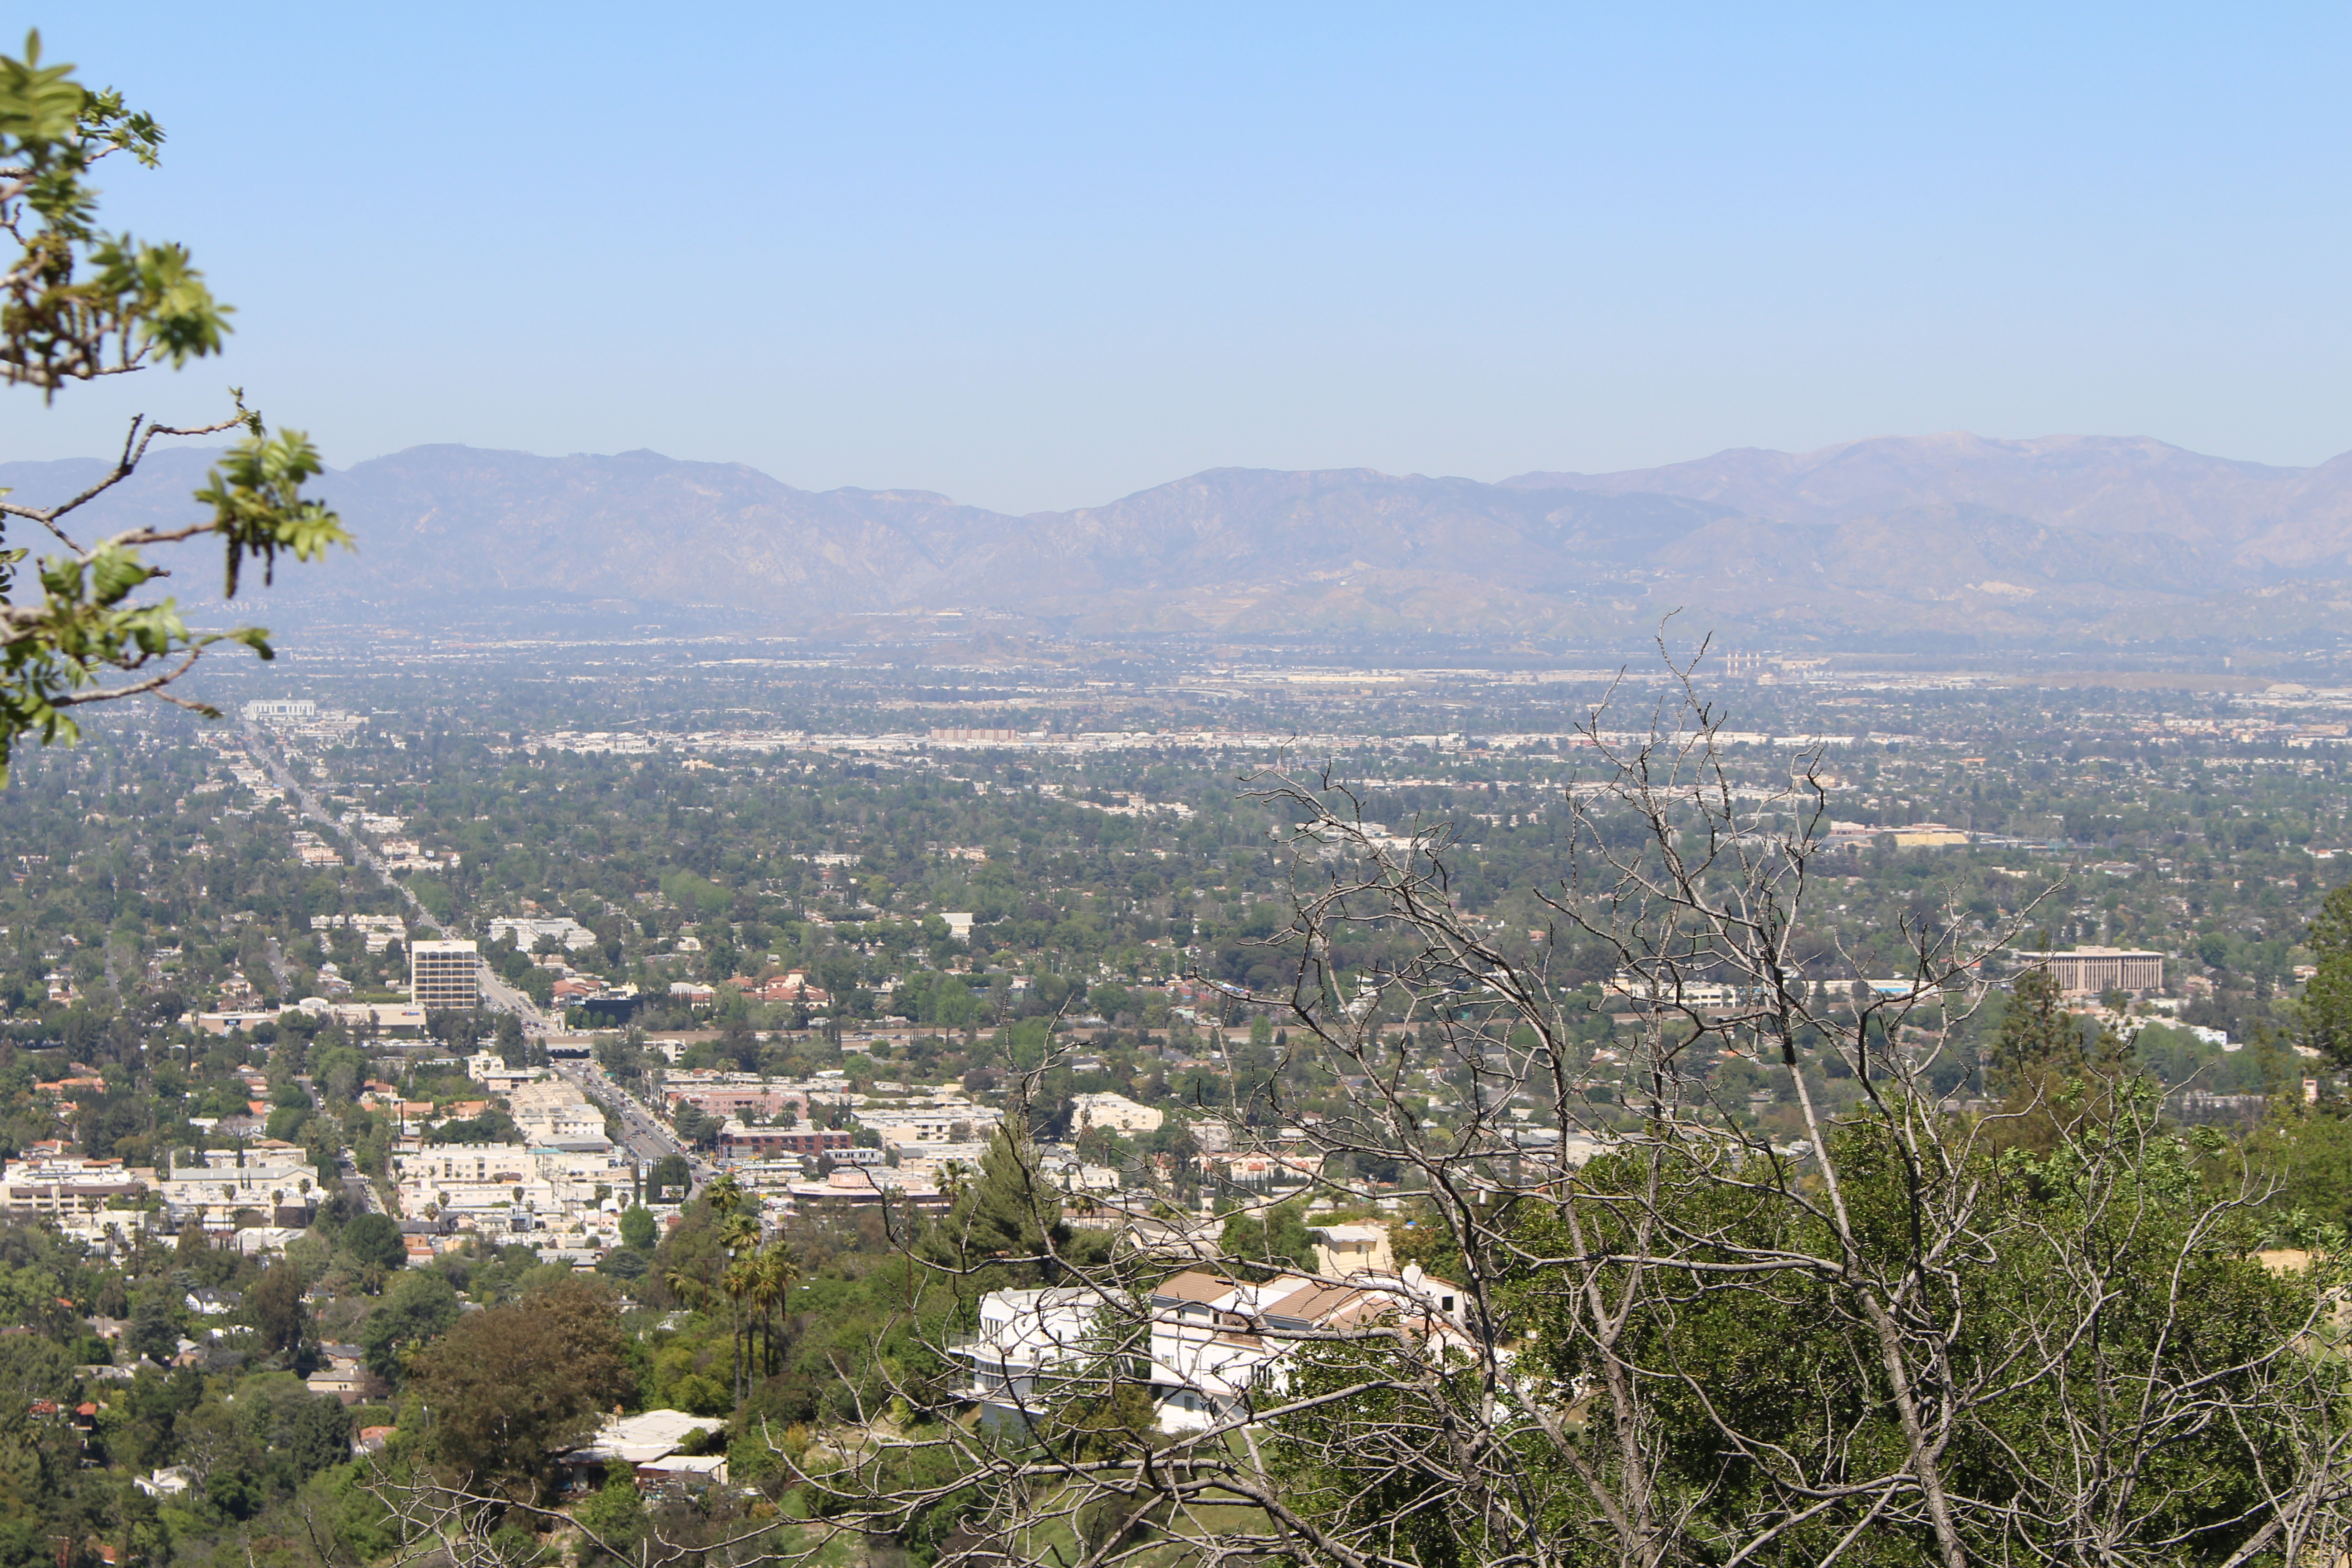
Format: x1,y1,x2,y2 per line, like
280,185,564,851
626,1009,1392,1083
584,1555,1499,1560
951,1266,1472,1435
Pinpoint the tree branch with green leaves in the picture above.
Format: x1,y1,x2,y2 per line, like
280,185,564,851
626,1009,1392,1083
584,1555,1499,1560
0,29,346,778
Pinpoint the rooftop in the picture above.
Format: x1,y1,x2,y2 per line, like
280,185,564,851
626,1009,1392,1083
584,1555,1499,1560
563,1407,726,1465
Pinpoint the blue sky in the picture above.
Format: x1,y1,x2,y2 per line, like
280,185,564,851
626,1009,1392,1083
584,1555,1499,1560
13,4,2352,511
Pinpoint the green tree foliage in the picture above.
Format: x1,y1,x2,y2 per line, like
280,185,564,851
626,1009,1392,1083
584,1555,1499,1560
671,1102,720,1151
113,1363,202,1473
593,1246,648,1283
0,34,345,776
1985,967,2132,1152
2245,1107,2352,1237
647,1152,692,1204
1986,968,2086,1089
425,1106,521,1144
618,1204,657,1252
341,1211,407,1273
1218,1198,1316,1282
313,1042,363,1103
360,1268,460,1382
245,1259,305,1356
2303,881,2352,1066
660,869,732,920
407,1274,632,1499
651,1197,726,1311
1050,1375,1158,1465
163,1372,351,1521
127,1284,180,1364
572,1470,647,1562
931,1114,1071,1283
494,1010,528,1068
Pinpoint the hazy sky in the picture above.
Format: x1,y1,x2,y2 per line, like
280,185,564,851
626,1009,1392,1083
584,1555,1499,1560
15,4,2352,512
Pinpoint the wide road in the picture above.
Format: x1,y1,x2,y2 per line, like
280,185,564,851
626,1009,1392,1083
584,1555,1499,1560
243,722,548,1033
553,1059,704,1178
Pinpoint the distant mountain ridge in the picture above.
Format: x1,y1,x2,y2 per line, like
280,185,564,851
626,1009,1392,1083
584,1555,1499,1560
1502,433,2352,563
10,432,2352,645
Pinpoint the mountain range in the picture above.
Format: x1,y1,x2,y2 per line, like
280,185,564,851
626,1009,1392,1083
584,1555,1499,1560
10,431,2352,646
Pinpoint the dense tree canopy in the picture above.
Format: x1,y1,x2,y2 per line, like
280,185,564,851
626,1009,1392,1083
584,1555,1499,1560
361,1268,460,1382
409,1275,632,1499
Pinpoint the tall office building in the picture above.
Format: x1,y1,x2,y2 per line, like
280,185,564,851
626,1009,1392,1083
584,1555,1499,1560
2040,947,2164,998
410,939,480,1012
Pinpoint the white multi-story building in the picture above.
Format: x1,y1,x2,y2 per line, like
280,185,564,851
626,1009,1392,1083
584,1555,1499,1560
312,914,408,954
509,1081,610,1147
1145,1267,1472,1431
285,997,426,1032
487,916,599,953
390,1141,632,1237
854,1097,1003,1146
1312,1221,1395,1277
949,1266,1472,1434
1604,970,1746,1011
950,1289,1107,1419
466,1053,547,1090
411,940,480,1012
159,1152,318,1229
0,1157,150,1251
2039,947,2166,998
1070,1092,1163,1134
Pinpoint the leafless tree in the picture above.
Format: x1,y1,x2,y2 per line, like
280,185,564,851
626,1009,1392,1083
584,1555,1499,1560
375,642,2352,1568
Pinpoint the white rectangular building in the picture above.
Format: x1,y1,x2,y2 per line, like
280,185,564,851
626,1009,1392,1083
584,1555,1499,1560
2041,947,2165,998
1071,1092,1164,1133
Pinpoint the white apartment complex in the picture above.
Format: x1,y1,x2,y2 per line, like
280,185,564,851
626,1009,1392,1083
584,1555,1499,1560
853,1093,1003,1146
508,1081,610,1146
1070,1092,1163,1133
487,916,598,952
390,1141,632,1242
311,913,408,954
159,1151,319,1228
0,1157,148,1251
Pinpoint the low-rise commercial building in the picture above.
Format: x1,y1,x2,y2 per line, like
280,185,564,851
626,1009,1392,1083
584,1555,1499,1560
158,1151,318,1230
0,1157,149,1250
716,1123,851,1161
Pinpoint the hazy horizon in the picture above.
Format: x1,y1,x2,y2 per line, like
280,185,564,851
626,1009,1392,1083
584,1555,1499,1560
20,5,2352,513
23,426,2348,516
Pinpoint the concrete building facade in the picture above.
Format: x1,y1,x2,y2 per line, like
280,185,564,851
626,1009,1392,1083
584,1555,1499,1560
2042,947,2165,998
411,940,480,1012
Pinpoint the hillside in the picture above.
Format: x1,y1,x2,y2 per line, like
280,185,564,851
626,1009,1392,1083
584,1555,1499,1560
7,432,2351,644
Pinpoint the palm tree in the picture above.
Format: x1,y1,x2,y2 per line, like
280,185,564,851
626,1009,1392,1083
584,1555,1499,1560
721,1252,755,1404
743,1241,799,1380
662,1264,706,1313
706,1171,746,1219
715,1206,761,1404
